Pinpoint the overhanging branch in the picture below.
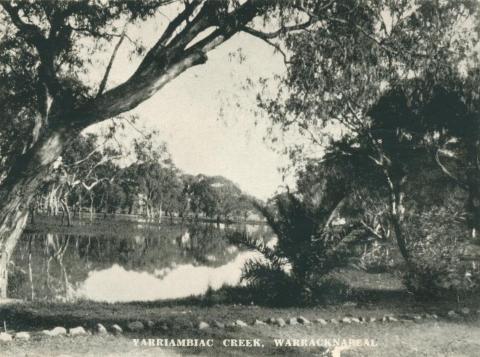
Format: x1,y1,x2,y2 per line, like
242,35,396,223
70,0,264,128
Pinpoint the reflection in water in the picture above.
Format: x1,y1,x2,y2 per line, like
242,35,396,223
75,251,261,302
10,222,271,302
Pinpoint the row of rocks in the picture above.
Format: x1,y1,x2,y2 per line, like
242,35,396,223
194,309,480,330
0,323,124,342
195,315,386,329
0,308,477,343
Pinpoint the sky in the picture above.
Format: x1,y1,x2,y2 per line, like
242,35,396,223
89,9,294,200
131,34,290,200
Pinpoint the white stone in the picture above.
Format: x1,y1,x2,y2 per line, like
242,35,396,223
111,324,123,335
14,331,30,340
315,318,328,325
0,332,12,342
96,323,108,334
69,326,87,336
43,327,67,337
341,317,352,324
276,318,286,327
351,317,361,323
288,318,298,325
198,321,209,330
128,321,144,331
447,310,458,318
235,320,248,327
298,316,310,325
254,320,266,326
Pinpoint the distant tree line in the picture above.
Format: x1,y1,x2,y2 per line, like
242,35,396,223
32,133,260,226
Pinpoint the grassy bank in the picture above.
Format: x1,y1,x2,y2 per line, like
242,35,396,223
0,297,479,356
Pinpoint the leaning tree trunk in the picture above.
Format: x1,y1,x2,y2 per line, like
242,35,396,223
0,128,68,298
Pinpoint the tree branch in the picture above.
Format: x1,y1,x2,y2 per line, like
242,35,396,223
360,219,384,240
96,30,126,97
241,16,313,40
435,149,468,190
69,0,265,129
1,3,45,47
242,26,290,64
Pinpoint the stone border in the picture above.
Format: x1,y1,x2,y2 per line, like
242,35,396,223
0,308,477,343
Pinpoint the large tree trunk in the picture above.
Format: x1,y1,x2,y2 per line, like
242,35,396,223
390,185,411,266
0,129,68,298
383,169,411,267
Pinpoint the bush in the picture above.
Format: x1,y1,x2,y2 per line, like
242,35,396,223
241,259,302,306
229,192,357,306
358,241,395,273
402,205,480,299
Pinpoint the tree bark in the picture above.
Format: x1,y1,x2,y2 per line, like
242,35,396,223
0,128,68,298
60,199,71,226
388,177,411,266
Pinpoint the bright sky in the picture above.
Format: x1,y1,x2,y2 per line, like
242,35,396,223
132,33,289,200
89,12,294,200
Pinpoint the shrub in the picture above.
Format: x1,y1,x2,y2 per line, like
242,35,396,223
402,205,480,299
358,241,395,273
229,192,357,305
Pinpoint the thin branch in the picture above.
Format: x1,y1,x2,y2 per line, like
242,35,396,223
67,24,137,45
124,117,150,139
360,219,384,240
242,26,290,64
156,0,202,48
241,16,313,40
82,178,107,191
435,149,468,190
63,140,108,168
1,3,45,46
97,28,127,97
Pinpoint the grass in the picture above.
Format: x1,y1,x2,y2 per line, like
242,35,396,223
0,299,479,356
0,288,480,356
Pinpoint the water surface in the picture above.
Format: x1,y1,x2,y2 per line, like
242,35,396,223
10,220,271,302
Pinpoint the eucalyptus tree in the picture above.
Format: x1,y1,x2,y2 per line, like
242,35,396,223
258,0,479,265
0,0,336,297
